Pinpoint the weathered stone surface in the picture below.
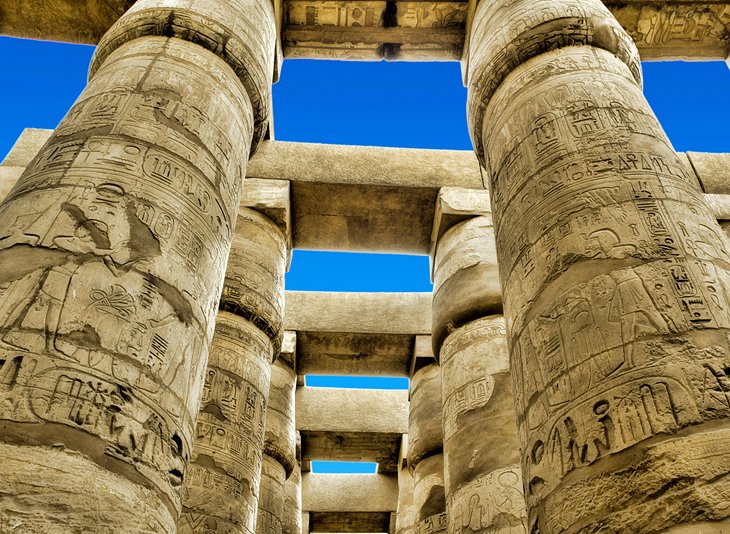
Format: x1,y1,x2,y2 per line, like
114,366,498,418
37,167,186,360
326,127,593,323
180,312,273,534
408,364,443,468
0,34,255,524
0,441,176,533
440,317,526,534
297,387,408,473
264,358,298,477
256,454,287,534
432,216,501,355
688,152,730,195
90,0,277,148
0,0,132,43
2,0,730,61
287,291,431,376
283,461,303,534
222,208,287,353
412,454,447,534
302,473,398,512
297,387,408,435
7,129,730,257
396,436,416,534
467,0,730,530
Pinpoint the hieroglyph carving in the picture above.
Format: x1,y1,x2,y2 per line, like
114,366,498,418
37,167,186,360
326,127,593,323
467,0,730,525
179,312,273,534
0,36,254,515
440,317,527,533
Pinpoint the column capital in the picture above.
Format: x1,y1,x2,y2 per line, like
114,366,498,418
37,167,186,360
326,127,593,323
90,0,277,151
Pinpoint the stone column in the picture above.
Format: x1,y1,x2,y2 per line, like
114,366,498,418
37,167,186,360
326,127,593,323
0,0,275,529
431,202,527,533
466,1,730,531
180,200,288,532
409,364,447,534
282,444,303,534
439,317,527,533
396,435,416,534
257,342,298,534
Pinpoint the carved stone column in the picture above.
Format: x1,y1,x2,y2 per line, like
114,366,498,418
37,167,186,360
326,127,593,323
179,313,272,534
180,200,287,532
431,205,527,533
396,435,416,534
257,348,297,534
0,0,275,529
466,0,730,531
439,317,527,533
409,364,447,534
282,449,303,534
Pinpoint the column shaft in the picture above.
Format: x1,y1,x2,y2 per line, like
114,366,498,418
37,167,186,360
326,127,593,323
257,358,297,534
433,214,527,534
440,317,526,533
467,0,730,531
0,0,276,526
0,36,253,528
409,364,447,534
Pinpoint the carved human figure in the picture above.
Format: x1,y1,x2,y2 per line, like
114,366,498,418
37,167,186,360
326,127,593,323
0,0,276,529
466,0,730,530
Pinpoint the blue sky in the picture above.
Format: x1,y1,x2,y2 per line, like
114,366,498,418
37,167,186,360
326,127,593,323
1,36,729,473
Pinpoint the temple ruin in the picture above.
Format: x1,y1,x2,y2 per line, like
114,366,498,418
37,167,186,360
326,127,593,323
1,1,730,532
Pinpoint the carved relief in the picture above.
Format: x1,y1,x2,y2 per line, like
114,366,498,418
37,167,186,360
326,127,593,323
440,317,527,534
0,36,255,521
180,313,273,534
468,5,730,526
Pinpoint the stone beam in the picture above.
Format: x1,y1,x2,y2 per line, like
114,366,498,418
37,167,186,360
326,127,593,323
296,387,408,473
285,291,432,376
3,1,729,61
5,131,730,255
302,474,397,533
247,140,482,253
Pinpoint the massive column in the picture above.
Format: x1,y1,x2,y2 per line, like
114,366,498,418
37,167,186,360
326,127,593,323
282,433,303,534
431,197,527,533
409,363,447,534
396,435,416,534
466,1,730,532
0,0,275,529
257,336,298,534
180,199,288,532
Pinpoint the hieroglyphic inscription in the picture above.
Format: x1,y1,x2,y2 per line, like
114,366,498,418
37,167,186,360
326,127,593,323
222,208,286,352
0,36,254,516
180,312,272,534
440,317,526,534
91,0,277,146
470,8,730,525
256,455,287,534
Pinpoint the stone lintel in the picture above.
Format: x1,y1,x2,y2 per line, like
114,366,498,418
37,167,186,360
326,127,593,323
296,387,408,435
2,2,730,62
247,140,483,253
302,473,398,512
285,292,431,335
297,387,407,474
285,292,431,376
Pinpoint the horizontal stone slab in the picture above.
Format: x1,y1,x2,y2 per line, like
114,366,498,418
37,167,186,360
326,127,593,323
296,387,408,435
2,1,729,61
296,387,408,473
302,473,398,512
